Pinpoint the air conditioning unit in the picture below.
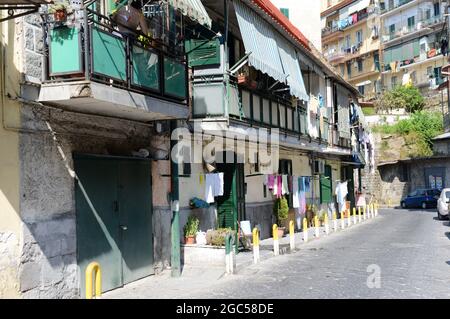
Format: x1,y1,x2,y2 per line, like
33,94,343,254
314,160,326,175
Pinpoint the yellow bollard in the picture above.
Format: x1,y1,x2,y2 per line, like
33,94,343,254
340,212,345,229
314,215,320,238
363,205,367,220
303,218,308,242
86,262,101,299
289,220,295,251
353,207,357,224
347,209,352,227
253,228,260,264
273,224,279,256
332,211,338,231
324,214,330,235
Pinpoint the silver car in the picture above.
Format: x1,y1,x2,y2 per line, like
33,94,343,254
437,188,450,220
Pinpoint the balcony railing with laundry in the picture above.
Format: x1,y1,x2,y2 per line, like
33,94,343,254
383,41,448,72
321,6,376,38
380,0,415,14
324,42,364,63
43,1,189,103
382,15,445,43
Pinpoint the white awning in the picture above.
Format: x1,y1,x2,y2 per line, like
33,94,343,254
167,0,212,28
355,80,371,87
233,0,309,101
233,0,287,84
277,35,309,101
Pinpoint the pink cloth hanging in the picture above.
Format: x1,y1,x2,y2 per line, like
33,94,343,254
267,175,275,190
277,175,283,198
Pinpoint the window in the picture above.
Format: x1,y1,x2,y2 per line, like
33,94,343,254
388,0,394,10
327,0,332,8
434,2,440,16
280,8,290,19
340,64,345,76
356,30,363,45
357,59,363,72
407,16,415,30
345,35,351,49
374,53,380,71
389,24,395,35
425,9,431,20
358,85,365,95
347,61,352,77
391,76,397,88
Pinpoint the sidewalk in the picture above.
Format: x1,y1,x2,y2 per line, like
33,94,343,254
103,213,380,299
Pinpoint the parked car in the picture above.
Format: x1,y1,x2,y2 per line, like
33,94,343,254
437,188,450,220
400,189,441,209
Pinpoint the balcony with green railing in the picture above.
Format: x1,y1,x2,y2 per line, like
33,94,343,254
40,1,189,121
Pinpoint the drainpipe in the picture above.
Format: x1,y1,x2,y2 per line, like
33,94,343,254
170,120,181,277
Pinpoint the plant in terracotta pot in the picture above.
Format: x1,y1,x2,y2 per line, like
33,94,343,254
183,216,199,245
274,196,289,238
48,0,74,22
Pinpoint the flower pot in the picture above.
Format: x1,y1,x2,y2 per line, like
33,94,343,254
185,236,195,245
54,9,67,22
237,74,247,84
277,227,285,238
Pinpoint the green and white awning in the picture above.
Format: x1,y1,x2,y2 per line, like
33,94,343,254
167,0,212,28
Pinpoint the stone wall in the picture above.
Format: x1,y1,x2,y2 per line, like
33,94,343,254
18,103,162,298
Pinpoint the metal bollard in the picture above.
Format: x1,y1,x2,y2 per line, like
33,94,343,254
252,228,260,264
289,220,295,252
358,207,362,223
324,214,330,235
273,224,279,256
341,212,345,230
86,262,102,299
353,207,357,224
332,211,338,231
303,218,308,242
347,209,352,227
225,233,234,274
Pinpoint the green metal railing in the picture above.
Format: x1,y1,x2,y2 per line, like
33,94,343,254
44,3,188,103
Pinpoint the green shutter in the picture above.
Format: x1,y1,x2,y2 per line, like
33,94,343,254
320,165,332,204
280,8,290,19
185,39,221,67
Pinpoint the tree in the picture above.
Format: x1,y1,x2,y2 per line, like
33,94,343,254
375,85,425,113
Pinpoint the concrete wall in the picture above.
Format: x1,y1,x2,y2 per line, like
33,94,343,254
0,14,25,298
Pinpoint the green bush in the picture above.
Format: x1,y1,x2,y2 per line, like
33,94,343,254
376,85,425,113
206,228,235,246
274,196,289,224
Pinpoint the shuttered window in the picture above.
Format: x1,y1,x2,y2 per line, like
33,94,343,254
185,39,221,67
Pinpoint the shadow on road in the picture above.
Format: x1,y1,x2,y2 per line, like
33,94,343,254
445,232,450,241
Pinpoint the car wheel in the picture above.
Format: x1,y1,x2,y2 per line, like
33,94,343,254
401,202,406,209
421,202,427,210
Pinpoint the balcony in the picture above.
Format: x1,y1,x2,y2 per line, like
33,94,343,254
382,15,445,44
380,0,416,15
322,7,375,40
39,5,189,122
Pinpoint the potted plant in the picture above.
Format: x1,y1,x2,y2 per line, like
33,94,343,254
183,216,199,245
48,0,74,22
274,196,289,237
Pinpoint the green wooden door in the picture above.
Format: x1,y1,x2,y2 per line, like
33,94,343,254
216,162,236,229
75,157,122,297
75,155,153,296
320,165,333,203
118,159,154,285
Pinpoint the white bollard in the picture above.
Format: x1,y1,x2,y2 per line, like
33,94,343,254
273,224,279,256
324,215,330,235
333,212,338,232
253,228,260,264
353,208,357,224
375,204,379,217
303,218,309,243
289,221,295,252
341,212,345,230
347,211,352,227
314,216,320,238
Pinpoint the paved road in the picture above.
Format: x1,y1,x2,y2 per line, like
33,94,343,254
106,209,450,299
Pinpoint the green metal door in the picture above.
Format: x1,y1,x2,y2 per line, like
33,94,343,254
320,165,333,203
118,159,154,284
75,155,153,297
216,161,236,229
75,156,122,297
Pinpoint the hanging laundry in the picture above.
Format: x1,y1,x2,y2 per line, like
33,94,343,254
277,175,283,197
282,175,289,195
292,176,300,208
335,181,348,213
214,173,224,197
205,174,215,203
304,176,311,193
299,176,305,192
272,175,278,196
267,174,275,190
351,13,358,24
288,175,293,193
299,191,307,214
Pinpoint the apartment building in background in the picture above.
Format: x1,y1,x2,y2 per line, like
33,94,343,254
320,0,449,108
321,0,382,105
380,0,448,95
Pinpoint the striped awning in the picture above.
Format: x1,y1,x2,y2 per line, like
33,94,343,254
233,0,309,101
167,0,212,28
233,0,287,84
277,35,309,101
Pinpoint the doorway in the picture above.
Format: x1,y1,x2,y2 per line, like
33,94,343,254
74,154,154,297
